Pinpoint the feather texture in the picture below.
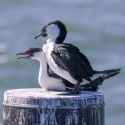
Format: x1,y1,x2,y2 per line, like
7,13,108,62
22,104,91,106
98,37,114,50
51,43,94,82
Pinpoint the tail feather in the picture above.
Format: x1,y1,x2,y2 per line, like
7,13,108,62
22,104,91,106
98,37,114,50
66,68,121,92
94,68,121,75
80,68,121,91
102,70,120,80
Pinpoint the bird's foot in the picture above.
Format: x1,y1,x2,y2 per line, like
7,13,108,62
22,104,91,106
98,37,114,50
69,85,80,95
70,90,80,95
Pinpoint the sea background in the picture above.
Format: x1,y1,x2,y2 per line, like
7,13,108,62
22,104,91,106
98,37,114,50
0,0,125,125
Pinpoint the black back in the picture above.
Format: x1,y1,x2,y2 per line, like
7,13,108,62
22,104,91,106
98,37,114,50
51,43,94,82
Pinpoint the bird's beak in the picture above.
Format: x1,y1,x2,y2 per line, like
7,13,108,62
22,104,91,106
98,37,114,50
34,33,42,39
16,52,31,59
34,31,47,39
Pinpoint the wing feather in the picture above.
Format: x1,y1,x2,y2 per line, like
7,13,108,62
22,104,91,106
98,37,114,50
51,43,94,82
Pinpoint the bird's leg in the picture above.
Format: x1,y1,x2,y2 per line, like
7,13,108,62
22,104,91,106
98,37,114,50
80,77,103,91
71,82,81,94
84,77,103,87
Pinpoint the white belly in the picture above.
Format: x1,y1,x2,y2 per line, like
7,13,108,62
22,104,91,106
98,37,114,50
38,51,66,91
39,76,66,91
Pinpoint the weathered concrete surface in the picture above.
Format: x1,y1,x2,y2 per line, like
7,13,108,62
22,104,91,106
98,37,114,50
3,88,105,125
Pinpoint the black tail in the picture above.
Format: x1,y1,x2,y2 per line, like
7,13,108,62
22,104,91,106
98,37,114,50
94,68,121,75
80,68,121,91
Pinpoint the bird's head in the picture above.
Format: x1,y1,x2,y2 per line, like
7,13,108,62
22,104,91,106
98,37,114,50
34,20,67,44
16,48,42,61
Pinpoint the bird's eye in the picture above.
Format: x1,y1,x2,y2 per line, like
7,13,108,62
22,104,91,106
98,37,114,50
42,29,47,37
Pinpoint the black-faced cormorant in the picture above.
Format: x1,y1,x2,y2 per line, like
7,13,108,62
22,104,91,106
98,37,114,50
34,20,121,94
16,47,120,92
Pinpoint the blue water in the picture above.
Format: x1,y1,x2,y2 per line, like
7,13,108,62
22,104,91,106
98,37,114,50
0,0,125,125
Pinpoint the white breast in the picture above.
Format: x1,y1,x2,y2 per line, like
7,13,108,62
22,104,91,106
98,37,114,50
42,39,77,85
38,52,66,91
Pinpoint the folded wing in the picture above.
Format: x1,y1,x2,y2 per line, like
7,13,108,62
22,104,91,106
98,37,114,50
51,43,94,82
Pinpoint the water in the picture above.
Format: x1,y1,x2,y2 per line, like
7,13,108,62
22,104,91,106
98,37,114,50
0,0,125,125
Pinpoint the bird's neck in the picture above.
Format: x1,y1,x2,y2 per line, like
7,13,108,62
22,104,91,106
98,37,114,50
46,38,55,44
42,39,55,55
47,35,56,43
46,36,63,44
38,54,48,84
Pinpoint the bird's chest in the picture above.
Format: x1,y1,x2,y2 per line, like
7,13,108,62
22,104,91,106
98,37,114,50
43,40,53,53
42,42,55,64
42,42,77,84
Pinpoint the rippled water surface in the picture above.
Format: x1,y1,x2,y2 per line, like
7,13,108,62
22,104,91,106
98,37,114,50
0,0,125,125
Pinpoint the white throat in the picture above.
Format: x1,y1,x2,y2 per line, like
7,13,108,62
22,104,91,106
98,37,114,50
42,38,55,55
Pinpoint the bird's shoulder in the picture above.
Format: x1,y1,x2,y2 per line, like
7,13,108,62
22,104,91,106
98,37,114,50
53,43,80,54
51,43,94,81
52,43,94,78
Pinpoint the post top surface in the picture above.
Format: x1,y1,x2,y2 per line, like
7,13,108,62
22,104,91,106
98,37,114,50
4,88,104,108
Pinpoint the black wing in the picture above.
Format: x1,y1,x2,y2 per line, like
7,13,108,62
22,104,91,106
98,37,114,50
51,43,94,82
